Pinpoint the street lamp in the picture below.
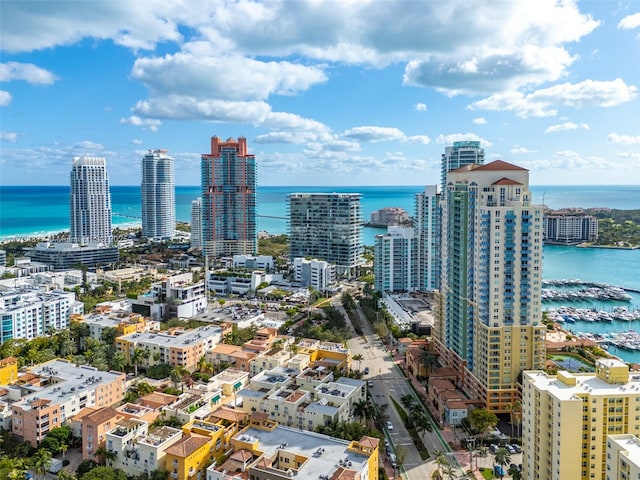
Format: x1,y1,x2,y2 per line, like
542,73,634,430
467,437,476,471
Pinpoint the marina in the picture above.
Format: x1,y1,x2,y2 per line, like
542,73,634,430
574,330,640,352
542,279,633,302
546,306,640,324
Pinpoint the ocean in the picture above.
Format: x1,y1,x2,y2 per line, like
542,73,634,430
1,184,639,358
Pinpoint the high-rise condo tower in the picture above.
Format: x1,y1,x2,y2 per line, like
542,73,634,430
201,136,257,256
141,149,176,240
69,157,112,244
435,160,545,412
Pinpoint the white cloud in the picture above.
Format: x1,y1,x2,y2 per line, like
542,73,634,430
618,13,640,30
405,135,431,145
469,78,637,117
131,50,327,102
0,91,11,106
254,132,317,144
414,103,427,111
131,139,143,145
510,146,536,154
544,121,590,133
343,126,406,143
1,1,182,52
616,151,640,160
436,133,493,147
473,117,487,125
120,115,162,132
608,133,640,144
0,131,18,142
0,62,57,85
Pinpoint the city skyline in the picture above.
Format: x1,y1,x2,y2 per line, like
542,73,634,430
1,1,640,187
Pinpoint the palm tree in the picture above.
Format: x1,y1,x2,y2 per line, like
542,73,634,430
420,349,438,376
198,355,213,374
30,448,52,480
508,400,523,438
109,351,127,372
493,447,511,479
400,393,417,411
132,348,145,377
508,465,522,480
60,442,69,459
352,354,364,371
136,381,156,396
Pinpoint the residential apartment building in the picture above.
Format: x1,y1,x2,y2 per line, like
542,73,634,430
288,193,362,277
607,434,640,480
163,388,224,425
70,156,113,244
81,309,159,342
9,359,125,446
0,357,18,385
293,257,336,292
415,185,441,291
201,136,257,257
374,226,417,294
141,149,176,240
25,242,119,270
543,213,599,244
190,197,203,250
435,160,545,412
165,432,214,480
440,140,485,188
232,255,274,271
130,272,207,320
206,418,379,480
522,359,640,480
107,421,183,477
82,407,121,460
115,325,222,371
0,287,83,343
369,207,409,226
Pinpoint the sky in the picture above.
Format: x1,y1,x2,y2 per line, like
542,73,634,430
1,0,640,187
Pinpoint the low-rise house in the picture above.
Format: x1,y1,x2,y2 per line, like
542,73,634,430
163,389,223,425
82,406,121,460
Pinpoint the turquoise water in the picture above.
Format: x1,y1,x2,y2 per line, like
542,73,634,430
2,184,639,360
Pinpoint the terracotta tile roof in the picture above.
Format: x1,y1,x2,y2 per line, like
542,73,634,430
32,398,52,408
430,378,456,390
73,407,98,421
230,449,253,462
85,406,120,425
208,407,249,423
140,392,178,407
450,159,528,173
332,467,357,480
492,177,523,186
358,436,379,449
165,433,210,458
0,357,18,366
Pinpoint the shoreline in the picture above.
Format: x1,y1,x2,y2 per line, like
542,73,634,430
0,222,142,244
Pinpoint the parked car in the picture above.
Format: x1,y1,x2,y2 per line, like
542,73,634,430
363,367,370,374
494,465,505,477
490,444,499,453
386,421,394,430
367,380,374,388
506,444,516,454
512,443,522,453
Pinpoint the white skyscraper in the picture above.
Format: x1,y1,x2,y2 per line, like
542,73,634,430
141,149,176,240
70,157,112,244
190,197,202,250
414,185,440,291
440,141,485,188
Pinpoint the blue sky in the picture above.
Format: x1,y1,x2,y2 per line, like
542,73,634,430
1,0,640,186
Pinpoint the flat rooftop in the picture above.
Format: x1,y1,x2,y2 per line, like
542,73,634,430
119,325,222,348
524,370,640,401
14,359,124,411
138,425,182,447
233,425,370,478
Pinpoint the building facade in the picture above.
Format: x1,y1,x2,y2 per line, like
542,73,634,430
141,149,176,240
373,226,417,294
436,160,545,412
543,213,599,244
191,197,202,250
201,136,257,257
293,258,336,292
70,157,113,244
288,193,362,277
24,242,119,269
440,141,485,188
369,207,409,226
522,359,640,480
0,287,83,342
415,185,441,291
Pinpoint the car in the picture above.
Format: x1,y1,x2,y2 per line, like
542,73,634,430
363,366,370,374
389,452,397,468
490,444,499,453
512,443,522,453
493,465,505,477
386,421,394,430
367,380,374,388
506,444,516,454
384,439,390,447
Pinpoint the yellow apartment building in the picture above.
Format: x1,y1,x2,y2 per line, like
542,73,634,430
164,432,213,480
522,359,640,480
0,357,18,385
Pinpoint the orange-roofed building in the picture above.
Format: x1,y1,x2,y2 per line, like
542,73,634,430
165,432,214,480
82,407,121,460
